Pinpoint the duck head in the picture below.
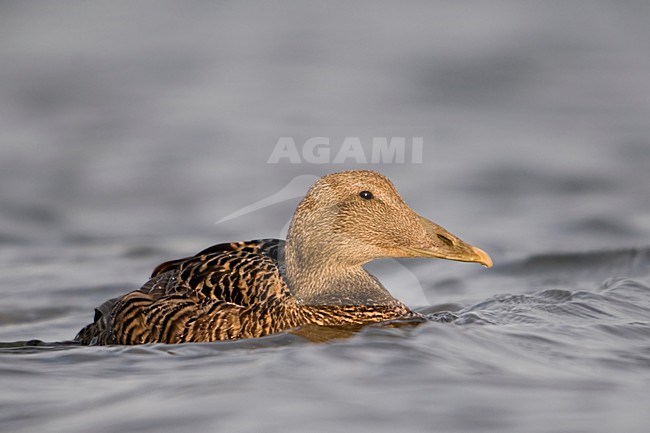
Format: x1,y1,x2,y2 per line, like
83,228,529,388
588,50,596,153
286,170,492,270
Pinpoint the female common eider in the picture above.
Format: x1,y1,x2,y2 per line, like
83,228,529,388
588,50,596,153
75,170,492,345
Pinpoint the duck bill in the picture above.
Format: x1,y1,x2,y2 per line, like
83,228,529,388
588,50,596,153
400,216,493,268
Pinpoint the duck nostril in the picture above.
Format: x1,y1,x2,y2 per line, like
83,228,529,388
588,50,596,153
437,234,454,246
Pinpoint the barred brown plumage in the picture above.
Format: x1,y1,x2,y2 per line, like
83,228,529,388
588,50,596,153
75,170,492,345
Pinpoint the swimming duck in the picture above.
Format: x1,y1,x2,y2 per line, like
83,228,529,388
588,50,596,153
75,170,492,345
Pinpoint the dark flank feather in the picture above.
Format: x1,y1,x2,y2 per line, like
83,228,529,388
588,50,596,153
76,240,300,344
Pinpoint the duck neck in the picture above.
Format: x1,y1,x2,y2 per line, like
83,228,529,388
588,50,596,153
284,232,398,307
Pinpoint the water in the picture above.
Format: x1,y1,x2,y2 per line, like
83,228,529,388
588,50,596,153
1,1,650,432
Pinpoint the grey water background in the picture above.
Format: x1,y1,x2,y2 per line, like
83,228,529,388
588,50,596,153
1,1,650,432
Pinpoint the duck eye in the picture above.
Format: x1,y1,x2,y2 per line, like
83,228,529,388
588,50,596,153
359,191,373,200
